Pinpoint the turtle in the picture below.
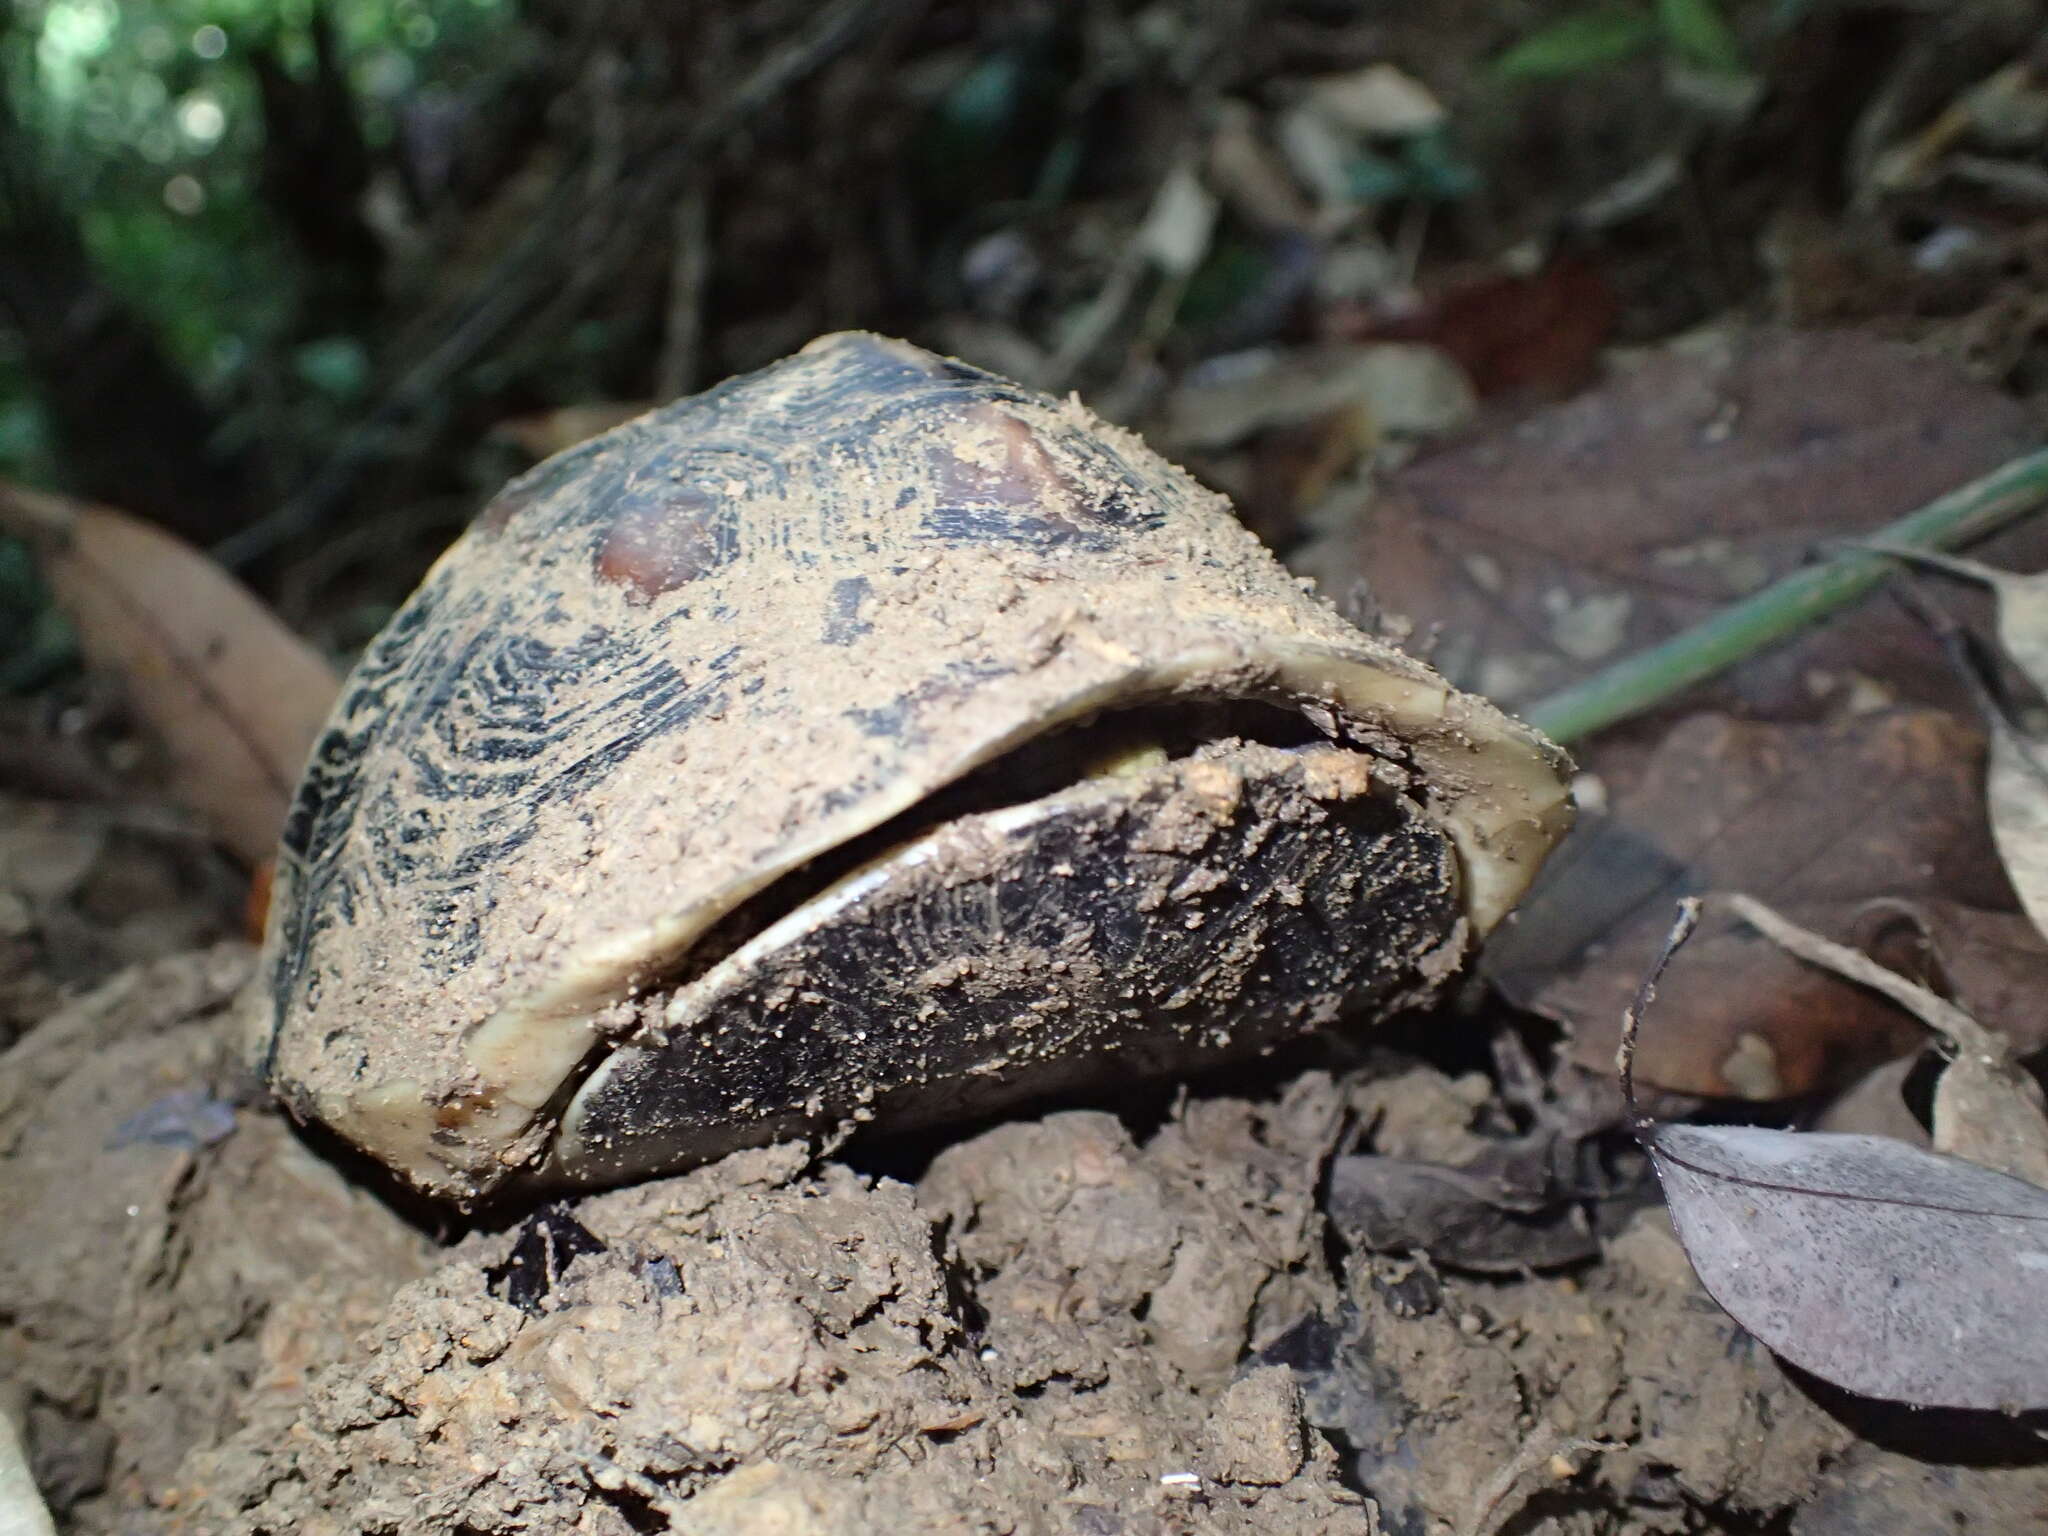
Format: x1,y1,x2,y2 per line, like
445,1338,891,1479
259,332,1573,1202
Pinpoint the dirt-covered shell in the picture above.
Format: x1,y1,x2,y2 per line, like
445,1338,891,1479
261,333,1571,1199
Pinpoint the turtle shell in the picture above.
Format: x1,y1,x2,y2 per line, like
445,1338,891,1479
261,333,1571,1199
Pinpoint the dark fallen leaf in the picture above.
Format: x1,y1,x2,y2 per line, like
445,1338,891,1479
1867,898,2048,1037
1649,1123,2048,1411
1293,328,2040,722
1327,1150,1600,1271
484,1205,607,1316
1858,546,2048,691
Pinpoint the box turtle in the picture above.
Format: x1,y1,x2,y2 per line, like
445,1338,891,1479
260,333,1572,1201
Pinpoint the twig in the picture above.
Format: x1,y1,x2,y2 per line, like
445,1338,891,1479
1524,446,2048,745
1617,897,1701,1132
1722,893,1989,1051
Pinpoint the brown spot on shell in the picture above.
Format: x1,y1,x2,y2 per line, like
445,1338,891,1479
936,405,1076,508
595,487,735,600
926,404,1091,545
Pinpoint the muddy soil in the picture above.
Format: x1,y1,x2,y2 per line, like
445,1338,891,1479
5,903,2047,1534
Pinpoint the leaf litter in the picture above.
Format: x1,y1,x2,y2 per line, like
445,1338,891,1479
0,483,340,866
1491,708,2048,1099
1726,892,2048,1187
1864,543,2048,947
1622,898,2048,1413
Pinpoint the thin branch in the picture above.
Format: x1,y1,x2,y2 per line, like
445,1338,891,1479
1525,446,2048,745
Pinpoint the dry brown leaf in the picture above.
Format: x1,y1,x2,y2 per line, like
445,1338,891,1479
1295,327,2040,719
1725,894,2048,1188
1322,255,1616,402
1497,710,2048,1099
0,482,340,865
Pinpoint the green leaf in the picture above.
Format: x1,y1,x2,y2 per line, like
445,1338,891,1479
1656,0,1745,73
1493,10,1658,81
1402,131,1483,203
293,336,370,401
1346,147,1411,203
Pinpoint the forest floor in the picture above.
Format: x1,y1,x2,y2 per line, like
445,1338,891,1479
12,4,2048,1532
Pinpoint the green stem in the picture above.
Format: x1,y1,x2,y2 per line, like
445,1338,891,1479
1523,445,2048,746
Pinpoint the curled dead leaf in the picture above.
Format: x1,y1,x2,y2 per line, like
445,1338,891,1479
1724,893,2048,1188
0,482,340,865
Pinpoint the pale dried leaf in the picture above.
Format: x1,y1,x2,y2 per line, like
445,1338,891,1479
1306,64,1445,138
1650,1123,2048,1410
1989,723,2048,944
1138,160,1219,280
1162,344,1474,452
1206,100,1317,235
0,483,340,865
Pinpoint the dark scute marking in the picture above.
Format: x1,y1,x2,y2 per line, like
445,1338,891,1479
595,486,738,599
848,700,909,741
821,576,873,646
266,568,460,1054
485,1205,607,1315
937,358,1003,386
844,659,1007,744
269,580,742,1016
475,431,631,535
922,504,1100,549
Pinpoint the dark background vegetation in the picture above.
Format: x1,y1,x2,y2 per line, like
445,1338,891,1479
3,0,2042,670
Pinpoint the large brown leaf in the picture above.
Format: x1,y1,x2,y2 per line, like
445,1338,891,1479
1296,327,2041,723
2,483,340,865
1491,709,2048,1099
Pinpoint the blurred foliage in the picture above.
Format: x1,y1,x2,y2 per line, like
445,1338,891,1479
0,0,517,477
1493,0,1749,82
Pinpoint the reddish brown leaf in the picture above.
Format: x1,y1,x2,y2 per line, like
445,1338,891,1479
1327,255,1616,401
1295,328,2041,723
1,483,340,866
1500,710,2048,1098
